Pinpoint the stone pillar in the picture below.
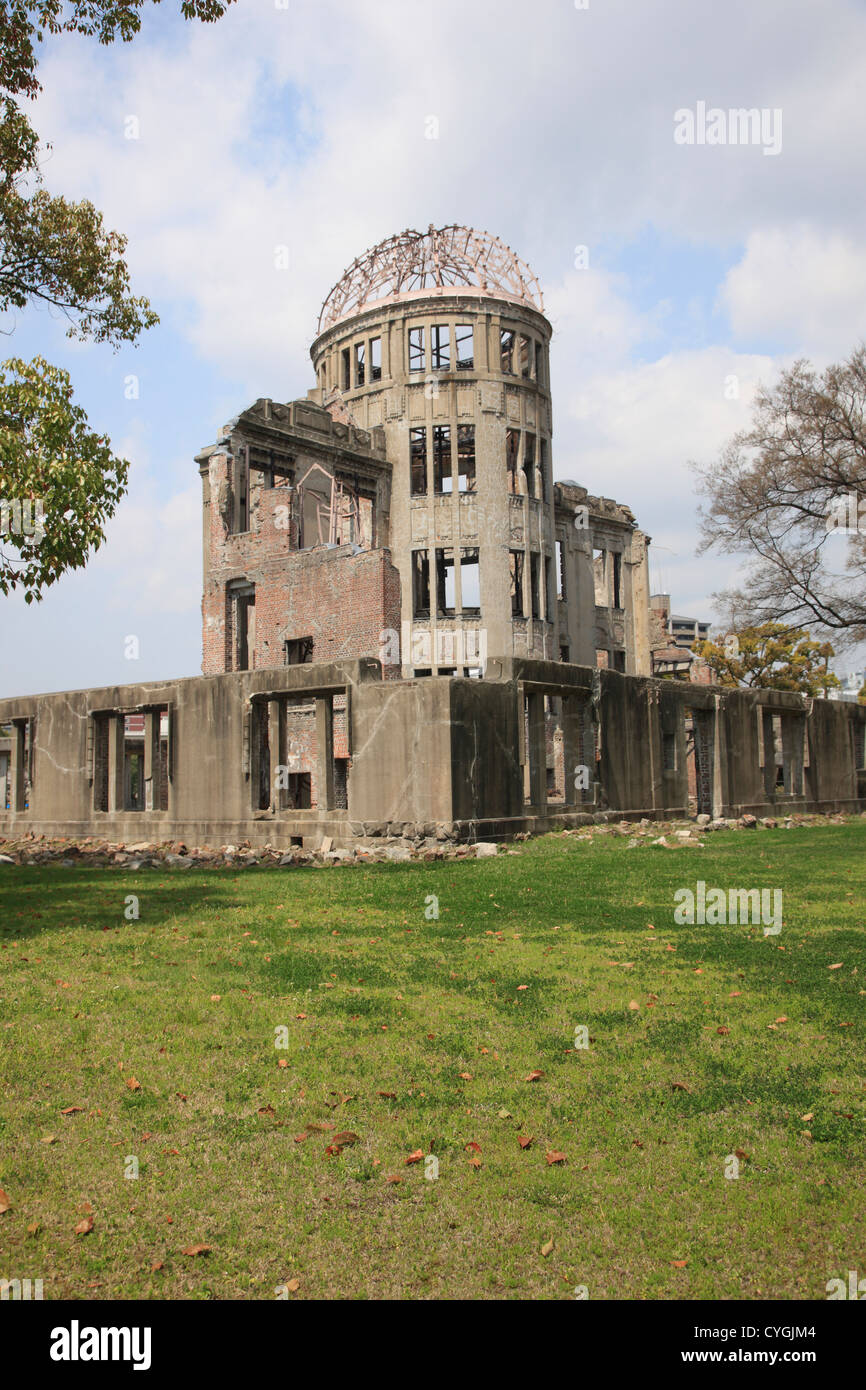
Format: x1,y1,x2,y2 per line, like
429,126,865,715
316,695,335,812
10,721,26,813
782,714,805,797
108,715,125,813
561,694,582,806
144,710,159,811
526,691,547,809
269,699,283,811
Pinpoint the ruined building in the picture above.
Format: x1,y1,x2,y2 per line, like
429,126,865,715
1,227,864,843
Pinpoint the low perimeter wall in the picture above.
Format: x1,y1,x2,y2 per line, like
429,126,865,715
0,658,863,847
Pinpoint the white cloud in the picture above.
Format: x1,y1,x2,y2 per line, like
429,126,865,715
721,227,866,355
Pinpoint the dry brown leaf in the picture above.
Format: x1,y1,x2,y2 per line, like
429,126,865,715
151,1261,164,1272
277,1059,289,1069
181,1243,211,1257
671,1081,691,1092
829,963,843,970
801,1112,814,1122
60,1106,83,1114
26,1220,39,1236
468,1154,482,1168
541,1238,555,1257
377,1091,397,1099
41,1134,57,1144
126,1077,141,1092
628,1000,640,1011
74,1215,94,1236
404,1149,424,1165
518,1135,534,1149
545,1151,567,1165
524,1070,544,1082
286,1278,300,1293
386,1174,403,1184
0,1188,11,1214
671,1259,688,1268
717,1027,730,1036
332,1131,359,1146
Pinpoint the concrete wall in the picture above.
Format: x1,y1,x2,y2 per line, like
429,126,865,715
1,662,862,847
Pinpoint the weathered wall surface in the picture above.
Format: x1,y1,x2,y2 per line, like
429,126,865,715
1,662,863,847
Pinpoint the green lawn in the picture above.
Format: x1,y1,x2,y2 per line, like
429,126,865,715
0,824,863,1300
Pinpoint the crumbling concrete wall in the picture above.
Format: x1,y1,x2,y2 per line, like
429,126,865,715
0,662,862,848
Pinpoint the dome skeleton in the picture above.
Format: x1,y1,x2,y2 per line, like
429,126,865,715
317,224,544,334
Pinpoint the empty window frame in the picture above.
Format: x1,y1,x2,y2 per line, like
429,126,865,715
285,636,314,665
535,341,544,385
522,434,536,498
519,335,532,378
341,347,351,390
506,428,520,494
370,337,382,382
408,327,425,372
412,549,431,617
456,324,474,369
230,583,255,671
436,548,456,616
92,714,109,812
433,425,452,494
612,650,626,673
410,427,427,496
593,548,607,605
612,552,623,609
457,425,476,493
544,556,553,618
431,324,450,371
460,548,480,614
556,539,566,599
559,644,570,664
500,328,515,374
510,550,525,617
354,342,365,387
530,552,541,619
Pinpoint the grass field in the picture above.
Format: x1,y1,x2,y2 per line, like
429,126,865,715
0,823,863,1300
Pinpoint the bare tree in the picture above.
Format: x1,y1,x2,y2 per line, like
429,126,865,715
694,347,866,648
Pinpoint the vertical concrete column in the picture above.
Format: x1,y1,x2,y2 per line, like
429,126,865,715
108,714,124,813
268,699,283,811
761,710,776,800
647,688,662,812
316,695,335,813
526,690,547,809
10,721,26,812
782,714,805,797
144,710,158,812
711,694,727,818
561,694,582,806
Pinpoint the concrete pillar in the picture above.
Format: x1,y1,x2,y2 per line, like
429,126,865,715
526,691,547,809
316,695,335,812
268,699,283,811
108,715,124,813
144,710,159,812
10,721,26,812
561,694,582,806
782,714,805,797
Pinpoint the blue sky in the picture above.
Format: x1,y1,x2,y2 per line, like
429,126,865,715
3,0,866,695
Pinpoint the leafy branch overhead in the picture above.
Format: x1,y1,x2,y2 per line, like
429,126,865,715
0,1,233,599
0,356,129,601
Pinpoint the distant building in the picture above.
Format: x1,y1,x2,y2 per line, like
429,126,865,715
829,668,865,703
650,593,711,680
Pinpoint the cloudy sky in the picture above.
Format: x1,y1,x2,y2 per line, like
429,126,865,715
3,0,866,695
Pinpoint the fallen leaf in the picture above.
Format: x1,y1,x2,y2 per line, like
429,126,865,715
304,1122,333,1134
468,1154,482,1168
333,1131,359,1146
541,1238,554,1257
60,1106,83,1114
181,1243,211,1257
404,1149,424,1165
459,1073,473,1081
775,1016,788,1024
292,1134,308,1143
829,963,843,970
324,1144,343,1157
498,1108,513,1119
150,1261,164,1272
27,1221,39,1236
671,1259,688,1268
465,1140,482,1153
41,1134,57,1145
277,1059,289,1069
734,1149,750,1161
258,1105,275,1116
285,1278,300,1293
377,1091,397,1099
518,1135,534,1149
126,1077,141,1092
801,1112,814,1123
628,1000,640,1011
545,1151,567,1165
0,1188,11,1214
524,1070,544,1082
74,1215,94,1236
717,1027,730,1036
386,1175,403,1184
210,994,221,1002
671,1082,691,1092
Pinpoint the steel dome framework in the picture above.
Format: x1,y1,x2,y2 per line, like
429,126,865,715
317,225,544,334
